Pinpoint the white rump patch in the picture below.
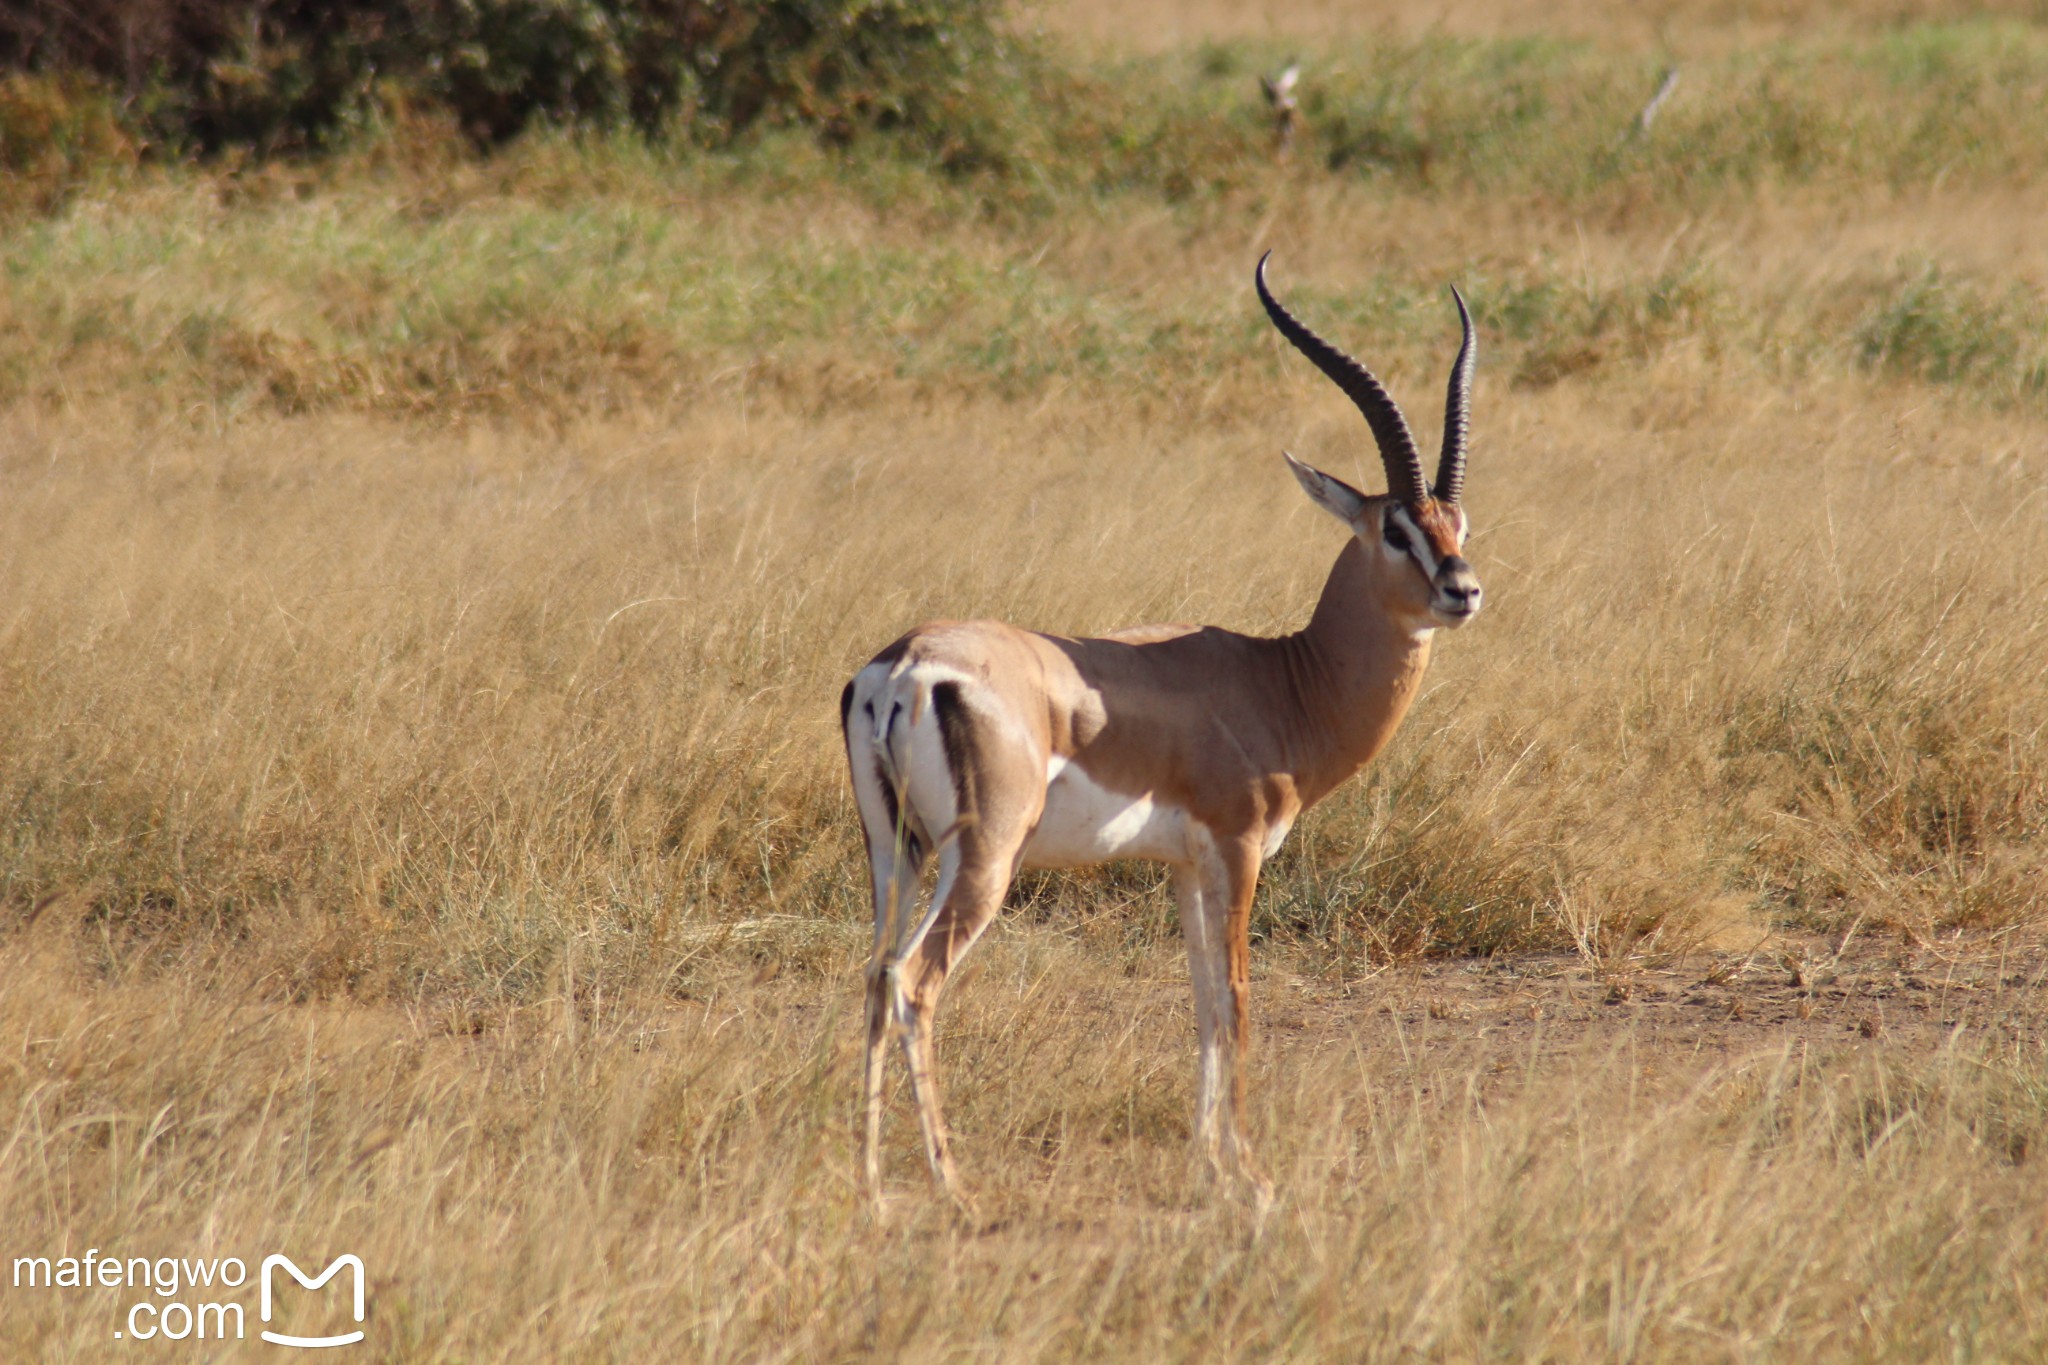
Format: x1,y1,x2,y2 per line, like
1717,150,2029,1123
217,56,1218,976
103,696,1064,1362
1024,757,1189,868
846,660,971,857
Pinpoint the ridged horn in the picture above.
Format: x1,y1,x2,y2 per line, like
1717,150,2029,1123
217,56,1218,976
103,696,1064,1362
1435,284,1475,505
1255,252,1428,506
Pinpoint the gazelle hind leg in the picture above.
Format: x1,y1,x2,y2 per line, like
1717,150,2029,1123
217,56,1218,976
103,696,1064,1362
863,967,890,1199
894,833,1018,1201
860,843,925,1203
848,708,929,1205
848,665,1039,1208
855,814,996,1201
894,838,967,1192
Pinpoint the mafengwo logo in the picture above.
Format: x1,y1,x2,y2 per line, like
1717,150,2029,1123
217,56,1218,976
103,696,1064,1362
8,1247,366,1347
260,1254,366,1348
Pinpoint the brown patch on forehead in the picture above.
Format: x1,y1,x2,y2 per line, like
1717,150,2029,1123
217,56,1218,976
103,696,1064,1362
1406,498,1465,558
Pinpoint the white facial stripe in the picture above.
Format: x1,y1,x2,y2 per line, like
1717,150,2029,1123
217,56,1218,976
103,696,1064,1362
1384,505,1440,577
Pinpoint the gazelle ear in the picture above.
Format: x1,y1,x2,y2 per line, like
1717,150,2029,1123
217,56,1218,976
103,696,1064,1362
1284,451,1370,529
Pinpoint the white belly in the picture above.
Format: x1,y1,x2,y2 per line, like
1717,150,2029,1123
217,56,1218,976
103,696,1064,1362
1022,756,1189,867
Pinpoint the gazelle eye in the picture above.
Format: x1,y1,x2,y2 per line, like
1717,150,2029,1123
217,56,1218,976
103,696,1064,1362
1383,519,1412,555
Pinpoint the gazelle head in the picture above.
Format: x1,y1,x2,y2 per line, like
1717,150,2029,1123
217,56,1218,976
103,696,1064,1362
1256,253,1483,629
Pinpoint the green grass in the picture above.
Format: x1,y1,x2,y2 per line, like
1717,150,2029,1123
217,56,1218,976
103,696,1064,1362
1857,265,2048,400
9,20,2048,418
1031,22,2048,202
10,171,2043,420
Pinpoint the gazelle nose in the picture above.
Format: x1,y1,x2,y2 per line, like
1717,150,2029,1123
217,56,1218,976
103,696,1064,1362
1435,561,1482,620
1440,561,1480,599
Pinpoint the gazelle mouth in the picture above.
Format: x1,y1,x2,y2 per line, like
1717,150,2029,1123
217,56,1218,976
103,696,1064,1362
1431,602,1481,627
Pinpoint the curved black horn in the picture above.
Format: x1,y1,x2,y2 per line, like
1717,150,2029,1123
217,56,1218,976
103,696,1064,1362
1255,252,1428,506
1435,284,1475,505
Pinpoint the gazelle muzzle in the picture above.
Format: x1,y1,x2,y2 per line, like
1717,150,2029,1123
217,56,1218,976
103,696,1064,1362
1431,555,1482,625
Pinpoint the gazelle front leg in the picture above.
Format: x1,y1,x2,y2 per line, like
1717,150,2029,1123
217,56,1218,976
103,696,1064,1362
1173,858,1229,1175
1176,832,1270,1198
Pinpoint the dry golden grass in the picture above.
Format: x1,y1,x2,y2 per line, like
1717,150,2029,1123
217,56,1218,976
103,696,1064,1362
4,298,2039,967
7,911,2048,1358
5,8,2048,1355
5,349,2045,1354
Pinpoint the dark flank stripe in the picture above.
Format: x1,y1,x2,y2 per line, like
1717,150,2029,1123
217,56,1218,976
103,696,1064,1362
930,680,978,825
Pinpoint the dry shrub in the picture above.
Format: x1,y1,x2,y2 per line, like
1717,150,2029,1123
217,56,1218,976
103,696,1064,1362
0,72,133,213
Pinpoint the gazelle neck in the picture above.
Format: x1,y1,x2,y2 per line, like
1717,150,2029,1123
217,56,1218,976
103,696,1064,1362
1288,538,1436,806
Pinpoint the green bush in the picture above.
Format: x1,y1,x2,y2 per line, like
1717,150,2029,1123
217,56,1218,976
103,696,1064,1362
1856,265,2048,401
0,0,1014,155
